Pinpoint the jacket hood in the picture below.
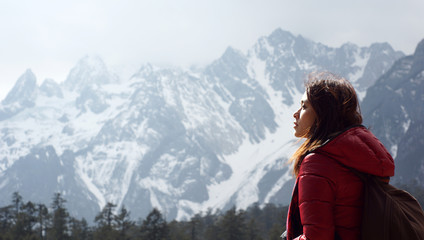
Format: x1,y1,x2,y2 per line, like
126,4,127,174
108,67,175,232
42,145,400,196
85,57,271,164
315,126,395,177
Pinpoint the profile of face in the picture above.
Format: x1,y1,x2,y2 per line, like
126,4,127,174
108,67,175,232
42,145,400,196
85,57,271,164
293,92,317,138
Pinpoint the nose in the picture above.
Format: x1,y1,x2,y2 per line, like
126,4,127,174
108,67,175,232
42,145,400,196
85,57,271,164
293,108,300,119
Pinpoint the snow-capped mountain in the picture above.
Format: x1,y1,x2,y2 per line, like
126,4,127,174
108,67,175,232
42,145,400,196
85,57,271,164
0,28,405,221
362,39,424,184
0,70,38,121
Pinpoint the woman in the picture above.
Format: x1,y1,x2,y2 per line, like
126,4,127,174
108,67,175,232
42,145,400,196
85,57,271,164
284,72,395,240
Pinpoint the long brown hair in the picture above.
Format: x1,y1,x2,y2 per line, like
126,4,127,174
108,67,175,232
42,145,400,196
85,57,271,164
289,72,363,176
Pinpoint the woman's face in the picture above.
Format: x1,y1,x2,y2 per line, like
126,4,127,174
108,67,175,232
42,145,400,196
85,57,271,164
293,92,317,138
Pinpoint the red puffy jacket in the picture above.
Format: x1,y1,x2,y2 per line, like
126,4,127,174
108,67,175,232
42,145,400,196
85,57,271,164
285,126,395,240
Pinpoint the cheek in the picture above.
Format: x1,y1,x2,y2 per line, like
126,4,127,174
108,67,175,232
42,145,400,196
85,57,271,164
301,111,316,126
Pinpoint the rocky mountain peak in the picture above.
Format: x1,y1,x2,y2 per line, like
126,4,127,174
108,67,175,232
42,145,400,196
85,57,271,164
368,42,404,58
131,63,158,80
268,28,295,46
362,39,424,184
411,39,424,75
0,29,413,222
413,39,424,56
340,42,358,51
221,46,245,61
2,69,37,106
39,79,63,98
63,55,118,92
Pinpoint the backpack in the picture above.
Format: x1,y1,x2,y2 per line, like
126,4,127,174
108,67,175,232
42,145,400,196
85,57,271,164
351,170,424,240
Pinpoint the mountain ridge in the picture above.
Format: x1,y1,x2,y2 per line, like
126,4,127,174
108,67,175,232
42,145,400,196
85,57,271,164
362,38,424,184
0,28,408,221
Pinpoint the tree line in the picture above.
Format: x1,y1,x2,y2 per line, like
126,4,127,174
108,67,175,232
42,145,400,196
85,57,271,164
2,180,423,240
0,192,287,240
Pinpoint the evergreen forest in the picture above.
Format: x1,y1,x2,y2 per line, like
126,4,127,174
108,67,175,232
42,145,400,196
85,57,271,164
0,192,287,240
1,181,423,240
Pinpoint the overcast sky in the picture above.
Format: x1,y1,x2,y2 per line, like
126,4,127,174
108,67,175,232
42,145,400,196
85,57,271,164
1,0,423,100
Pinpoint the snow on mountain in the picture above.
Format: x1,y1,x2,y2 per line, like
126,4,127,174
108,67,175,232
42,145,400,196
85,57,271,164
362,39,424,185
64,55,119,92
2,69,38,106
0,69,38,122
40,78,64,98
0,28,405,222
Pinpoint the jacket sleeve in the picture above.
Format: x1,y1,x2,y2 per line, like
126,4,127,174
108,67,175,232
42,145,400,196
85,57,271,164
295,155,337,240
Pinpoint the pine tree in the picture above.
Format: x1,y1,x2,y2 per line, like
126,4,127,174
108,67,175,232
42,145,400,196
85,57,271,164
167,220,190,240
10,192,24,238
46,193,70,240
36,203,49,240
246,218,263,240
95,202,117,228
0,205,13,238
16,201,38,238
140,208,169,240
94,202,119,240
70,217,90,240
218,207,247,240
115,205,135,240
190,214,202,240
203,209,220,240
12,192,23,217
268,223,284,240
8,193,39,239
262,203,277,231
246,202,264,239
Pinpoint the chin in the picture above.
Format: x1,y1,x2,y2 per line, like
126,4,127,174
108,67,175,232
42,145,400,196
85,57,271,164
294,131,307,138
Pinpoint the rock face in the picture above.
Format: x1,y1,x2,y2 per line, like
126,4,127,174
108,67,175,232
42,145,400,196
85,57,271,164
0,28,407,222
363,39,424,185
0,69,38,120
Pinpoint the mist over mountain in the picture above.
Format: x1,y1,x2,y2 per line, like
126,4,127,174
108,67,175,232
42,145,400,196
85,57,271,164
362,39,424,184
0,28,409,221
